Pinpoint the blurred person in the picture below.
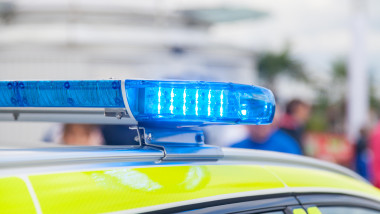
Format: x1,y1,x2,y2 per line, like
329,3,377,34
62,124,104,146
44,124,104,146
355,127,370,180
370,122,380,187
230,111,302,155
280,99,311,152
62,124,103,146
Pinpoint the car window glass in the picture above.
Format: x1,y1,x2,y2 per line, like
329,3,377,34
256,211,284,214
318,206,380,214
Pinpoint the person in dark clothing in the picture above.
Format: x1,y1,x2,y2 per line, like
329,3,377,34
279,99,310,153
101,125,139,145
231,110,302,155
355,128,370,180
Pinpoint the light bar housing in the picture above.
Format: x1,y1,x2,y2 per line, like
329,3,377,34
125,80,275,125
0,80,124,108
0,80,275,126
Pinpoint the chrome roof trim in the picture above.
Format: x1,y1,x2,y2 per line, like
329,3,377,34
0,146,164,168
159,145,223,161
0,107,137,124
221,148,365,182
0,144,223,168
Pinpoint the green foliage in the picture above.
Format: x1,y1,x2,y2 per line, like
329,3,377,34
306,110,328,132
332,60,347,81
306,89,330,132
307,59,348,132
257,47,308,86
309,58,380,133
369,74,380,114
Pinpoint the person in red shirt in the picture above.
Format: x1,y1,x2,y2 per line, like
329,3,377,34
370,123,380,187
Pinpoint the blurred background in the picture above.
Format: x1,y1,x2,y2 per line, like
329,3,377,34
1,0,380,183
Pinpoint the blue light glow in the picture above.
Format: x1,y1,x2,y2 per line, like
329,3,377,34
0,79,275,125
183,88,187,116
158,87,162,114
220,90,224,117
195,89,199,116
170,88,174,114
125,80,275,125
207,89,211,117
0,80,124,108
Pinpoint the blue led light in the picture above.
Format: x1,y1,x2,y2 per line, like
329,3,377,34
0,79,275,125
125,80,275,125
0,80,124,108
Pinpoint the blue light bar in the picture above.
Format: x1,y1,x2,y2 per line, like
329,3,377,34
125,80,275,125
0,79,275,125
0,80,124,108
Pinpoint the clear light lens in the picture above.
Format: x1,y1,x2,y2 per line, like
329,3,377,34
0,80,124,107
125,80,275,125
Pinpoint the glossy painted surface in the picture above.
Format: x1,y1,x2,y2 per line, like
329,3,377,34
307,207,322,214
29,165,283,214
1,164,380,213
0,177,36,214
293,208,307,214
267,166,380,199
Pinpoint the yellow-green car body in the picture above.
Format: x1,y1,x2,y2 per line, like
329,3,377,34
1,147,379,214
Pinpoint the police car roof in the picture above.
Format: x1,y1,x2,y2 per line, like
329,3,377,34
0,145,363,182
